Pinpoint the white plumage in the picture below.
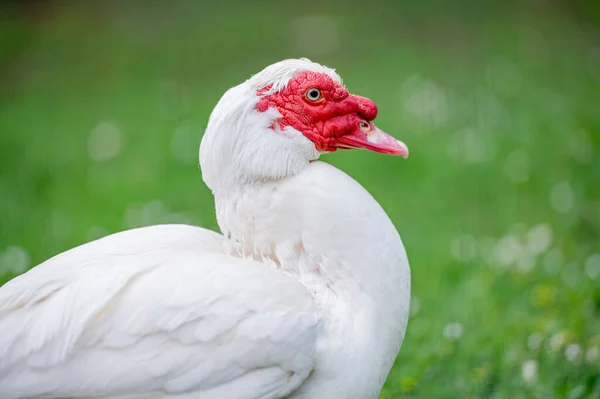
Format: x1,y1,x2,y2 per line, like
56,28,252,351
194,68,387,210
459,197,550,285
0,59,411,399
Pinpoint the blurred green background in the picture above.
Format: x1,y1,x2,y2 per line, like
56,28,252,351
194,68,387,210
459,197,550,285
1,0,599,397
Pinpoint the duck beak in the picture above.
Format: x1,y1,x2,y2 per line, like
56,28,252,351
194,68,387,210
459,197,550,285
334,123,409,158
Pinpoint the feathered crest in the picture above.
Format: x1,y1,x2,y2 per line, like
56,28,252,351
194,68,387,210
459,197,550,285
246,58,343,95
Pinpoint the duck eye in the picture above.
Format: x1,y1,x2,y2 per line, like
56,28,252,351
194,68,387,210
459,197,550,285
305,88,322,102
359,121,370,132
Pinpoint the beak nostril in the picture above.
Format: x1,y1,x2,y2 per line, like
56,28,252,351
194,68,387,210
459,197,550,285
359,121,370,133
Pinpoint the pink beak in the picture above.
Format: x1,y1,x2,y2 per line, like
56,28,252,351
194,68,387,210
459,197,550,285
334,123,409,158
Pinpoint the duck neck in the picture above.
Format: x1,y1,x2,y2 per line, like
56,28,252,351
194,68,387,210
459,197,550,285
212,161,411,398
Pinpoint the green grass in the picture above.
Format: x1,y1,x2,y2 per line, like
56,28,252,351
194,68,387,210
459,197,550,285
1,1,599,397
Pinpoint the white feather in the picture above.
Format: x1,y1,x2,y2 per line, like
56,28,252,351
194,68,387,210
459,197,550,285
246,58,342,95
0,226,317,398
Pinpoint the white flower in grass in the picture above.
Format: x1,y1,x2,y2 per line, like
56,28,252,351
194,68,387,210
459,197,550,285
516,251,536,273
477,236,497,266
585,346,598,363
0,246,30,275
88,121,122,162
549,181,574,214
521,359,538,384
550,332,566,352
526,224,552,255
527,333,543,351
567,385,586,399
505,344,521,363
400,75,449,128
443,322,463,341
493,234,521,268
565,344,581,362
585,253,600,279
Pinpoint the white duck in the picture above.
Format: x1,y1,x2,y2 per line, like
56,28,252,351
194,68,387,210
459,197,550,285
0,58,411,399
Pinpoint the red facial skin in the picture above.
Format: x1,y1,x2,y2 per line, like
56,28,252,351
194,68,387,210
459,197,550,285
256,71,380,152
